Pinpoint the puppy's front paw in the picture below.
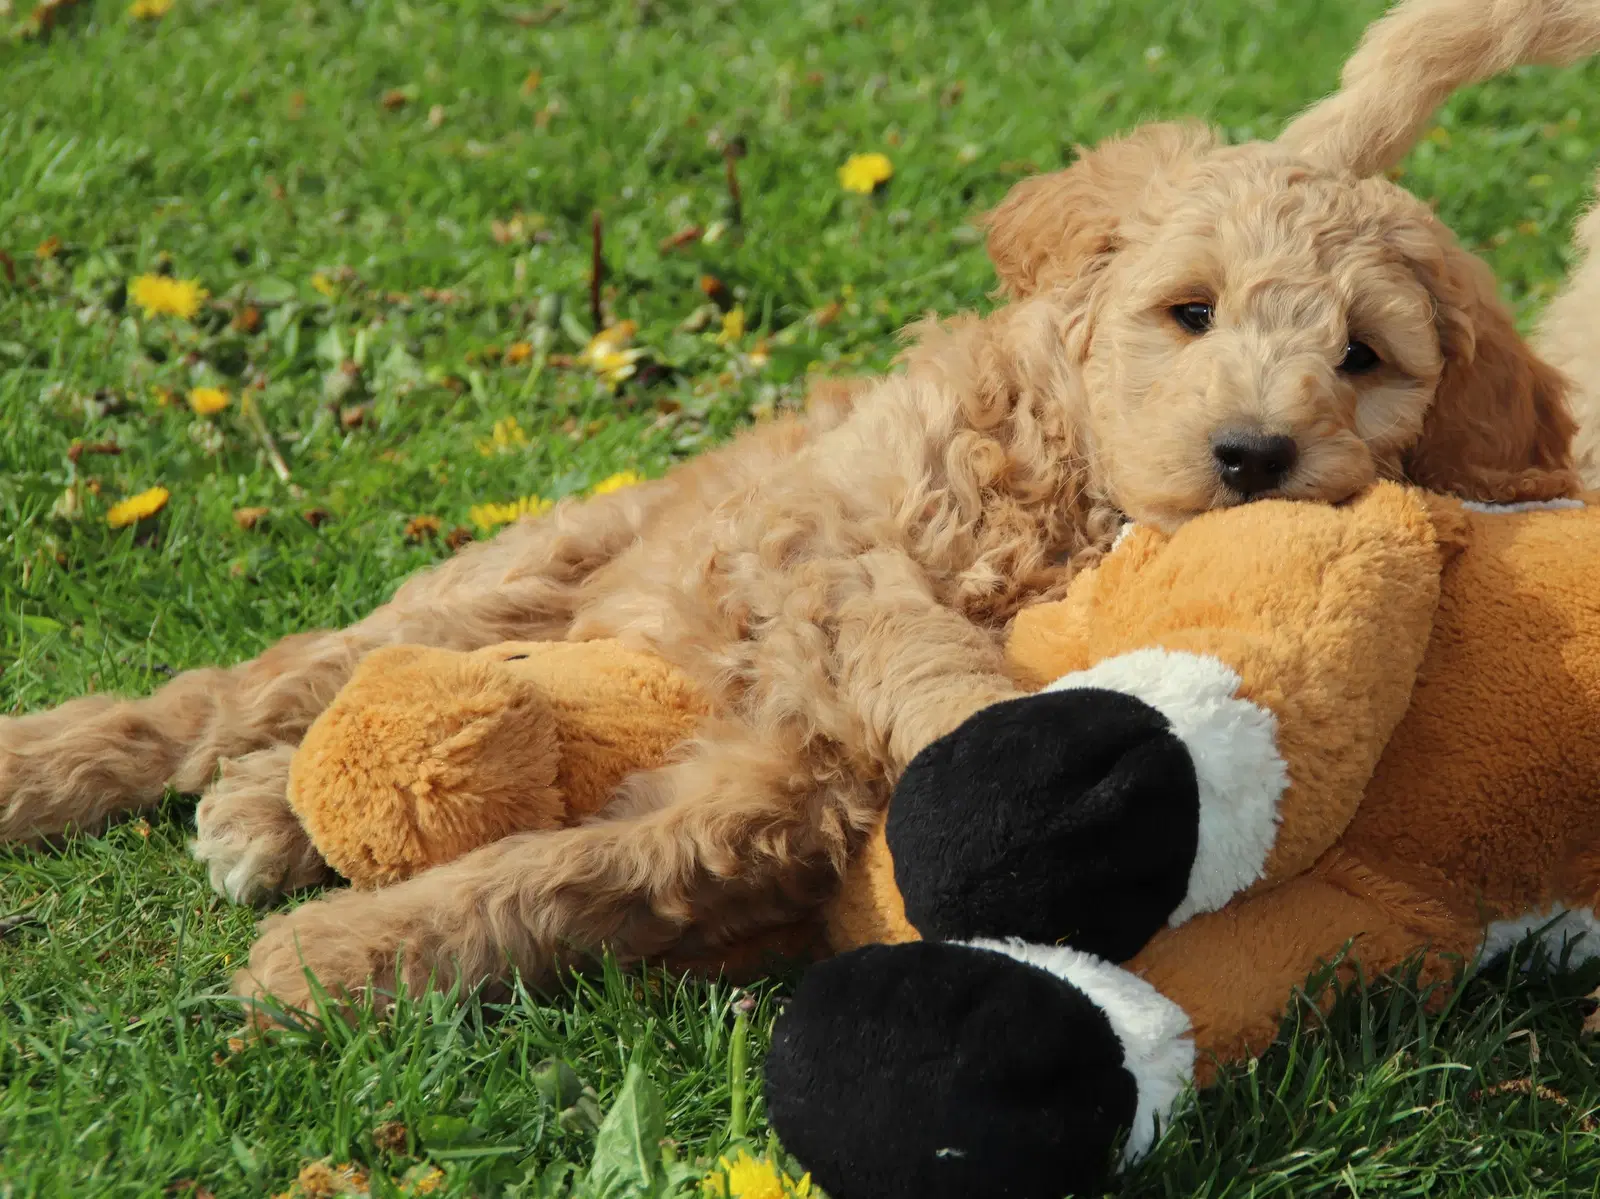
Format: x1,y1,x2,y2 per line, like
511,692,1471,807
766,940,1194,1199
193,746,334,905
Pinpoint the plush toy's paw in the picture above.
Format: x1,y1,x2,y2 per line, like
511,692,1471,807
891,648,1289,960
766,940,1193,1199
192,745,334,905
888,687,1201,961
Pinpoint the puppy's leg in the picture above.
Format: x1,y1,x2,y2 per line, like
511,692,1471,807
0,626,376,846
234,562,1026,1011
0,484,667,847
233,722,864,1010
824,548,1024,774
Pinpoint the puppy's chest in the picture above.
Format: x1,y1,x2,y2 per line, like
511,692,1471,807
944,537,1094,627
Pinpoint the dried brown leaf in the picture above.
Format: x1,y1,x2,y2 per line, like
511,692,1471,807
659,225,703,252
67,440,122,464
404,515,441,542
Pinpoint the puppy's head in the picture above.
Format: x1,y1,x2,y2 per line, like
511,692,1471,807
987,123,1574,530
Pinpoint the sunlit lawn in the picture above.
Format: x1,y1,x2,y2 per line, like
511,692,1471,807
5,1,1600,1195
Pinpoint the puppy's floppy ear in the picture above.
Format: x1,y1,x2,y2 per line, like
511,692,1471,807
983,122,1215,300
1399,225,1578,503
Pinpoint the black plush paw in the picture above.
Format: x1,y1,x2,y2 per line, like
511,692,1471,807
765,941,1137,1199
888,688,1198,962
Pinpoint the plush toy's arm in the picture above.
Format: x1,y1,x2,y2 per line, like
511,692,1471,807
773,694,1215,1199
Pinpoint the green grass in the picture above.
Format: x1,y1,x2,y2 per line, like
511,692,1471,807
4,0,1600,1194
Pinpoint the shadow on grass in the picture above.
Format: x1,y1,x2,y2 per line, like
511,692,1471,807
1122,942,1600,1198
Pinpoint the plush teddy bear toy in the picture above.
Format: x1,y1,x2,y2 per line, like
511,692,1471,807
763,482,1600,1199
287,638,709,889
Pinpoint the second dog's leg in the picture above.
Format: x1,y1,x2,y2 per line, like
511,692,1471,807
1539,166,1600,487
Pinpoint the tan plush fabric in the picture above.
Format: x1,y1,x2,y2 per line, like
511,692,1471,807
1131,849,1480,1084
1342,494,1600,919
825,828,920,950
288,640,707,888
1007,483,1445,884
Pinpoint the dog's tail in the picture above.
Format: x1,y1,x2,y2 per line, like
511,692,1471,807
1278,0,1600,178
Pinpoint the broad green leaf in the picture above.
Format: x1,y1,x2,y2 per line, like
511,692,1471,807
585,1062,665,1199
417,1114,482,1150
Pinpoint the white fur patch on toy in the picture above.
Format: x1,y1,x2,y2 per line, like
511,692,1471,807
1043,649,1288,924
1460,498,1586,514
967,936,1194,1161
1477,905,1600,971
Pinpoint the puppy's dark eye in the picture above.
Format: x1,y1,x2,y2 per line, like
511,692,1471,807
1170,302,1214,334
1339,339,1381,375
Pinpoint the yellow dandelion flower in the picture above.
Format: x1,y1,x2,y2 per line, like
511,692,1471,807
594,348,644,387
273,1159,369,1199
475,415,530,457
399,1164,447,1195
838,152,893,194
106,486,170,529
130,274,207,320
590,470,641,496
469,495,552,532
580,322,645,388
129,0,173,16
701,1150,812,1199
503,341,534,366
311,272,337,297
188,386,229,415
716,306,746,346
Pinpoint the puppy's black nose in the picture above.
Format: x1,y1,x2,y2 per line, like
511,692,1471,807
1211,430,1298,498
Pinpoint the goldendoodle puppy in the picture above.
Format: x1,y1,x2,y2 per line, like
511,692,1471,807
1,95,1578,1012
